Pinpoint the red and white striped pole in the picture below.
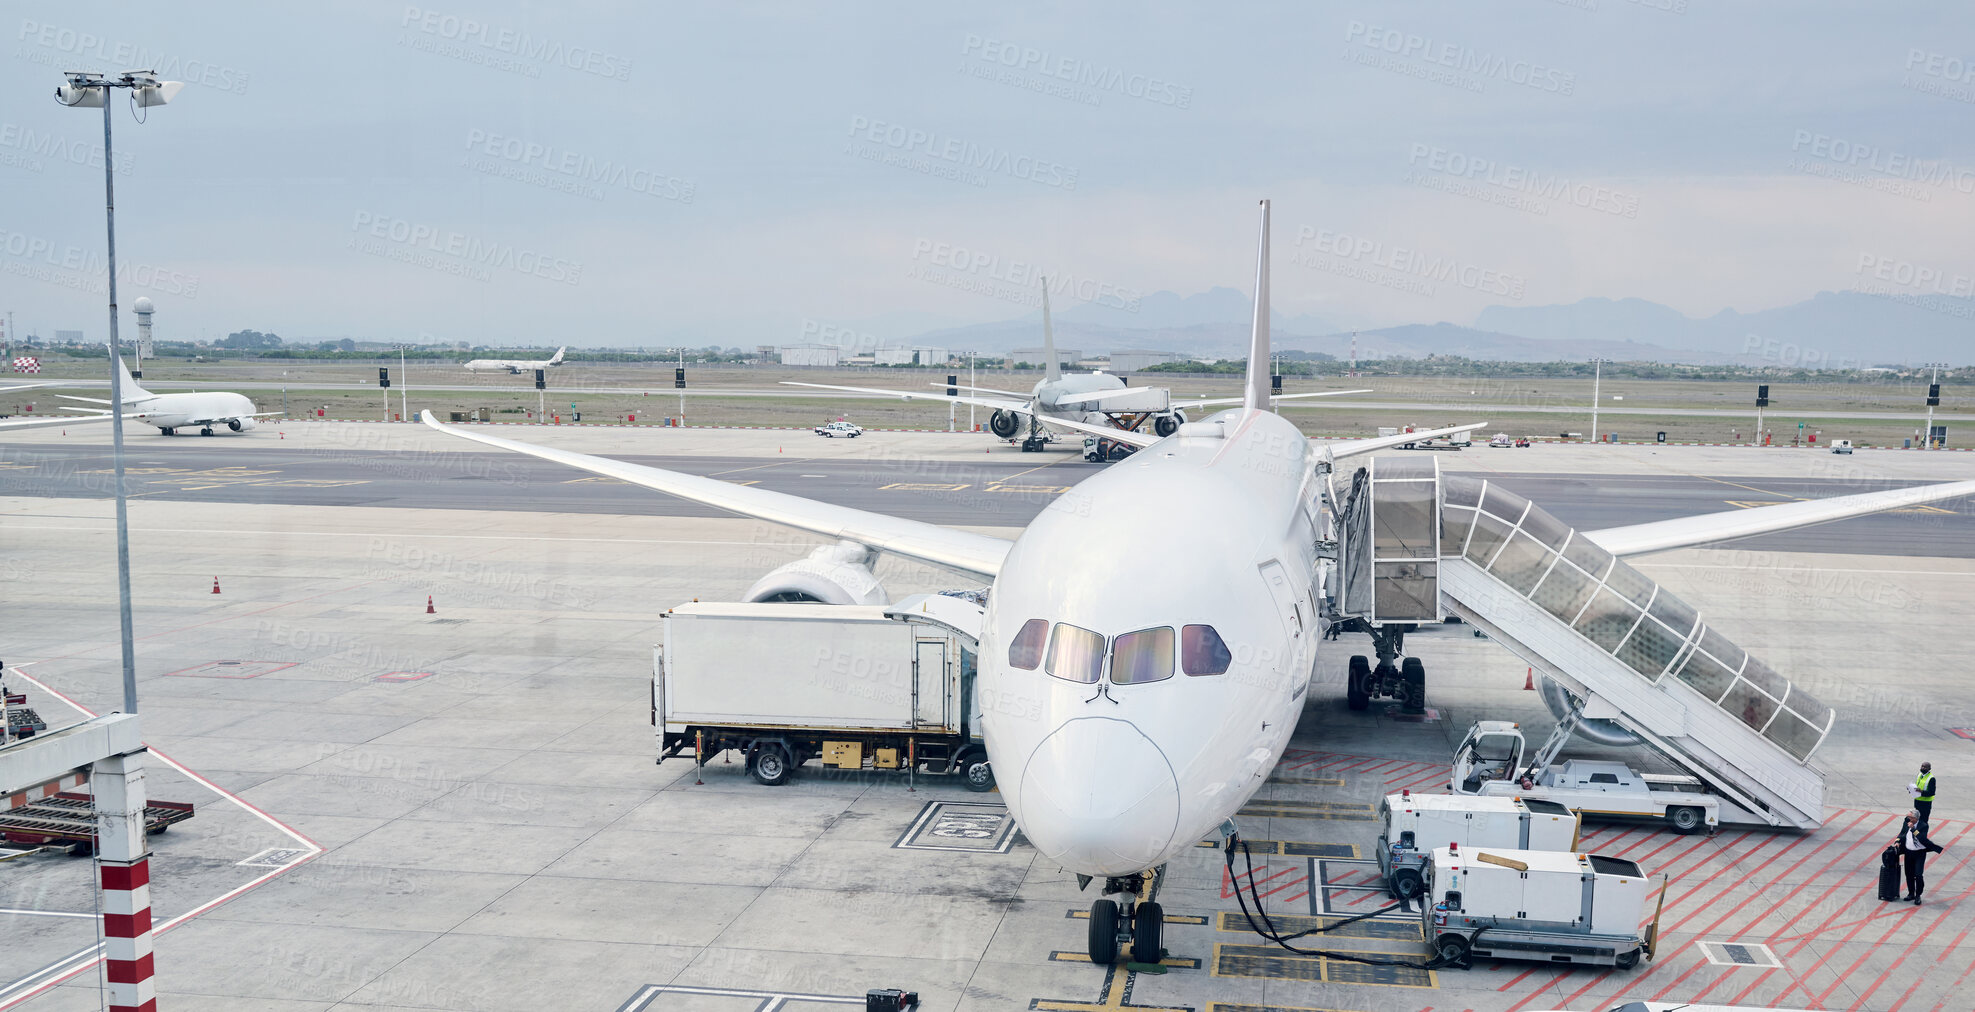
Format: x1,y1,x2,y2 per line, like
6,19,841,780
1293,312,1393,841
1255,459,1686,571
93,751,156,1011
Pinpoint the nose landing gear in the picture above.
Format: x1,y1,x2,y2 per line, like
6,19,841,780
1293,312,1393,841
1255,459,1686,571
1085,869,1166,965
1342,624,1428,715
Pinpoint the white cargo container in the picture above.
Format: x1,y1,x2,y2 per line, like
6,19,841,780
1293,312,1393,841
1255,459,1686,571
1424,845,1662,969
1376,792,1580,900
655,597,990,788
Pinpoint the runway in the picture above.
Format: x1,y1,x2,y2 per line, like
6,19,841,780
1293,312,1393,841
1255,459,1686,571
5,443,1969,557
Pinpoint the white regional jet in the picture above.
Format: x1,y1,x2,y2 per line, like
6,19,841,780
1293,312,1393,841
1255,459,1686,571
418,201,1975,966
0,353,277,435
781,279,1367,444
463,346,566,374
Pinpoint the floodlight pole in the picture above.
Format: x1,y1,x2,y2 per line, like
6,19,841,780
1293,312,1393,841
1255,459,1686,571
1589,358,1602,444
96,82,138,716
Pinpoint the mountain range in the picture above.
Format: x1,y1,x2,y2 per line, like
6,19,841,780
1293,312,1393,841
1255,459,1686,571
874,289,1971,367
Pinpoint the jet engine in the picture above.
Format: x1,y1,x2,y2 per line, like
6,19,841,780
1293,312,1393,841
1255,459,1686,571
989,410,1021,439
227,417,256,432
742,540,888,605
1536,675,1643,747
1152,410,1186,437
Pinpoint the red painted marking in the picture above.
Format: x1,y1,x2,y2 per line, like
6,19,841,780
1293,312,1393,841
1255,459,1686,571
103,953,152,985
1721,813,1904,1007
101,909,151,938
100,862,150,891
1793,824,1975,1008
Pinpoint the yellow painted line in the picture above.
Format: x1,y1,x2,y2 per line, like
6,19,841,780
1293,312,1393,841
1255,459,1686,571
997,459,1070,482
879,482,971,491
1067,908,1209,925
986,484,1071,494
708,458,812,477
1030,965,1192,1012
1048,950,1200,970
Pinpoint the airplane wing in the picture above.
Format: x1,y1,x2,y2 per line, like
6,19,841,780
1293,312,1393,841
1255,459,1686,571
929,383,1030,398
1050,386,1165,406
1585,480,1975,557
781,381,1029,412
0,382,57,393
1173,388,1373,412
0,412,140,432
1318,422,1487,461
58,394,118,405
417,411,1012,577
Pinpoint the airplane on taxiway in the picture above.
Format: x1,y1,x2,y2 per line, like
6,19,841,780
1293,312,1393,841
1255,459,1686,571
0,353,275,436
418,200,1975,966
463,346,566,374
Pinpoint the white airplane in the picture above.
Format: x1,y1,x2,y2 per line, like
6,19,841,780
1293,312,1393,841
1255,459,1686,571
417,201,1975,966
782,279,1368,443
464,346,566,374
3,353,278,436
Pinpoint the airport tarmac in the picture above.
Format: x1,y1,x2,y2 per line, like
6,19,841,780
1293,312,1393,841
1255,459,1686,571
1,428,1972,1010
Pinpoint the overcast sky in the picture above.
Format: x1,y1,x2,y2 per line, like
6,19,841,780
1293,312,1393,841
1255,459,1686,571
4,1,1973,349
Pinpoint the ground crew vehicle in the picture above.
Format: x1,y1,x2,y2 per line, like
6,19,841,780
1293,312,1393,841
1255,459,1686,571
1488,433,1514,448
1376,792,1579,899
1453,719,1750,833
1081,435,1136,461
814,420,863,437
655,597,990,788
1831,439,1853,454
1423,845,1662,969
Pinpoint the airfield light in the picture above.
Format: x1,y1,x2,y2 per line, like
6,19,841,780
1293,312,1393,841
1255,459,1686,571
56,69,184,715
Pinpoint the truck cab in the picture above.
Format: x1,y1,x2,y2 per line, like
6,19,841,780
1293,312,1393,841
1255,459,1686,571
1452,720,1722,834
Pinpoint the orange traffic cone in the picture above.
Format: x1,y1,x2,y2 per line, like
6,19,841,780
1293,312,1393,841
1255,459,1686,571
426,595,436,614
1523,667,1534,690
211,577,221,595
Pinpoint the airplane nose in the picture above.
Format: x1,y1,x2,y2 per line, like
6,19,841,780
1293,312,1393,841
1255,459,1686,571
1016,717,1180,876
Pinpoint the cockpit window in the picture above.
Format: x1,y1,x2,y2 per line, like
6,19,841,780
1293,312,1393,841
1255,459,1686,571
1008,618,1047,670
1110,627,1174,684
1181,624,1232,676
1044,623,1106,683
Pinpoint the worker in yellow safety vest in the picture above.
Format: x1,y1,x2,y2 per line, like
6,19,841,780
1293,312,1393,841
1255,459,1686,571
1910,762,1937,841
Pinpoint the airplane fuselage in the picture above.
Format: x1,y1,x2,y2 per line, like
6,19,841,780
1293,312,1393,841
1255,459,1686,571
978,408,1319,875
130,391,262,433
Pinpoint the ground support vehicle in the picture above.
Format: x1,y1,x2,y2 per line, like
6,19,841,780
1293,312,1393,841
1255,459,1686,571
1376,792,1579,900
1423,845,1663,969
0,792,195,854
655,597,990,789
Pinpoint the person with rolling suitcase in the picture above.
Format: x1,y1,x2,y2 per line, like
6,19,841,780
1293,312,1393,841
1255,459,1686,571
1880,844,1904,902
1893,811,1945,905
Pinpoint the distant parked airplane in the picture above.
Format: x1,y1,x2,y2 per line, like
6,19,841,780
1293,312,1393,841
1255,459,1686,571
464,347,566,374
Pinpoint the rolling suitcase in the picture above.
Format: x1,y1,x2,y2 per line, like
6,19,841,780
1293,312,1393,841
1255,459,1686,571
1880,847,1902,901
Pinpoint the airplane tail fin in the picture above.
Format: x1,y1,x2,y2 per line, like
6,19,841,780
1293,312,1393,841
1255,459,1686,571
550,346,566,365
1243,199,1271,413
113,346,152,401
1040,278,1061,384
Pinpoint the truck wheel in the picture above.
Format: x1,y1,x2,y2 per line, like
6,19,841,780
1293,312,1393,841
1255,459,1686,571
1615,947,1641,970
1347,655,1371,710
1391,868,1424,901
1130,901,1164,964
1088,900,1120,964
1435,933,1469,965
750,745,793,786
1667,806,1703,834
961,754,995,793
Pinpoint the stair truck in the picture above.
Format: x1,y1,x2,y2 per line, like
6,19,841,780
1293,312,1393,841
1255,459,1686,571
1423,844,1667,969
655,596,992,789
1377,791,1580,900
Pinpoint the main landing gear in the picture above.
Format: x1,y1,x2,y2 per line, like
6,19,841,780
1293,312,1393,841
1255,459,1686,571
1344,624,1427,715
1086,870,1165,965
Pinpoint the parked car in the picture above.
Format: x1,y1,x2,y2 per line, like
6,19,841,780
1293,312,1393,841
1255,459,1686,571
814,421,863,438
1831,439,1853,454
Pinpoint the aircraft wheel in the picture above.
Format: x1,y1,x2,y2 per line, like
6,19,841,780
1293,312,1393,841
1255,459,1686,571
159,427,174,436
1346,655,1371,710
1087,900,1119,964
1130,901,1163,964
749,745,793,786
200,427,214,436
1391,868,1424,901
1667,806,1704,835
1400,657,1427,714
